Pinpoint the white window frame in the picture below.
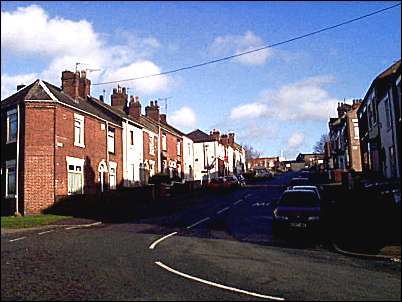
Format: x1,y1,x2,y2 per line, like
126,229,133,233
109,161,117,190
74,113,85,148
66,156,85,195
149,135,155,155
5,160,16,198
108,127,115,153
6,109,17,144
177,140,181,156
162,134,167,151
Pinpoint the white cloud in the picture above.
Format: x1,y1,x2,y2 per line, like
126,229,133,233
1,73,38,99
169,106,197,129
229,102,269,120
101,61,170,95
209,31,271,66
287,132,304,149
229,75,340,122
1,4,170,99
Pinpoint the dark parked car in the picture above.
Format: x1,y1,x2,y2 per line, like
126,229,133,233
237,174,246,187
224,175,240,189
287,177,311,189
272,190,321,234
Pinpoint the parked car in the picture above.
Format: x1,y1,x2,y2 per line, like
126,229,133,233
287,177,311,189
272,190,321,234
207,177,226,190
289,185,321,200
237,174,247,187
224,175,240,189
255,168,273,179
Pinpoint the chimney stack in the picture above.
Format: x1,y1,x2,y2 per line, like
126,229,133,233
145,100,160,122
228,132,235,145
220,134,228,146
99,95,104,102
160,114,167,123
128,95,142,120
210,129,220,141
111,85,128,111
61,70,91,100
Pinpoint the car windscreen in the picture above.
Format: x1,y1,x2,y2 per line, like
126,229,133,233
290,178,311,186
279,192,319,207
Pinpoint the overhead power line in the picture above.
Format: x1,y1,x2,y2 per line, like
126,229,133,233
93,2,401,86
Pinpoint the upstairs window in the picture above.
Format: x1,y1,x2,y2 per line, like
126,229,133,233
130,130,134,146
7,109,17,143
74,113,85,147
177,140,181,156
352,119,359,139
108,127,115,153
162,134,167,151
384,97,391,129
149,135,155,155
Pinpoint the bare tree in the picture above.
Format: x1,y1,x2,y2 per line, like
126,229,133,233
243,144,262,161
313,134,329,153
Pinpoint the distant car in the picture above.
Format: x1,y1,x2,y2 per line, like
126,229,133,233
300,170,311,179
255,168,273,179
289,185,321,200
288,177,311,189
272,190,321,233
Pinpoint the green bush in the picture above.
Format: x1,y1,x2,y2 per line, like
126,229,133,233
149,173,171,184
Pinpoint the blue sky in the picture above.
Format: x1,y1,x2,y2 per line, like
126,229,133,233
1,1,401,159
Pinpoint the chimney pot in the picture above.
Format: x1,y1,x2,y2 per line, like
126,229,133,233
17,84,26,91
100,95,104,102
150,100,154,106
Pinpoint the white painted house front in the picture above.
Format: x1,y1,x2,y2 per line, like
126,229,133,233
122,120,144,186
182,135,195,180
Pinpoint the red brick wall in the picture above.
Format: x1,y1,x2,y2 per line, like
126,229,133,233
23,103,56,215
162,129,184,175
54,105,123,197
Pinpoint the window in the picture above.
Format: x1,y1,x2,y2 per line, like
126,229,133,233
7,109,17,143
68,165,83,195
109,163,117,190
384,97,391,129
177,140,181,156
6,160,16,197
162,134,167,151
149,135,155,155
353,120,359,139
74,114,85,147
108,127,115,153
130,130,134,146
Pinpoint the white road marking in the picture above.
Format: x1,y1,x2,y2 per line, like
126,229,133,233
234,199,243,205
217,207,230,214
186,217,210,229
149,232,178,250
38,230,54,235
155,261,285,301
65,221,102,230
9,237,26,242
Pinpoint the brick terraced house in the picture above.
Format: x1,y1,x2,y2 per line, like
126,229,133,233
1,71,124,215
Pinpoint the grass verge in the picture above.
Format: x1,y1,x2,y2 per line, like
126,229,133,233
1,214,72,229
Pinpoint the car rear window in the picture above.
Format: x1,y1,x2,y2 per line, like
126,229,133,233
290,178,311,186
279,191,319,207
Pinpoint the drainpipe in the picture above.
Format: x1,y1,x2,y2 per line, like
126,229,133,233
106,121,109,192
15,103,20,216
157,124,161,173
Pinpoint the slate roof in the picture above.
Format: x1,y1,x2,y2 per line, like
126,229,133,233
1,80,45,109
186,129,216,143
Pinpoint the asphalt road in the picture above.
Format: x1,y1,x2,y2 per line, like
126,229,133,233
2,172,401,300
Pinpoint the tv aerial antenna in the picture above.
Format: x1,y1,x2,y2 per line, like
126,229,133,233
158,97,172,114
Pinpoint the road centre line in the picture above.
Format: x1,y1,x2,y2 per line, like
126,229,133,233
186,217,210,229
9,237,26,242
234,199,243,205
149,232,178,250
155,261,285,301
217,207,230,214
38,230,54,235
